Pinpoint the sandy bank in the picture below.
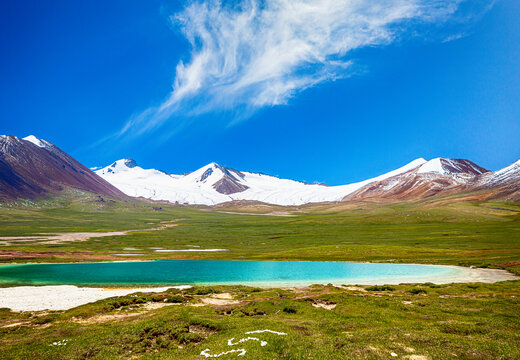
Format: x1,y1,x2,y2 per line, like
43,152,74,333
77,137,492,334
424,266,518,285
0,285,191,312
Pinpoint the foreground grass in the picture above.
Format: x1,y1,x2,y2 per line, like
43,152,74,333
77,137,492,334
1,282,519,359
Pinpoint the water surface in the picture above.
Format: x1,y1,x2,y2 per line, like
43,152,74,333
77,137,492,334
0,260,462,286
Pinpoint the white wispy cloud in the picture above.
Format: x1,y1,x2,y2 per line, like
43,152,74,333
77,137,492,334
120,0,493,136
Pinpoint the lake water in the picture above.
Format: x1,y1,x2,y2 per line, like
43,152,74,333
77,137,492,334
0,260,462,286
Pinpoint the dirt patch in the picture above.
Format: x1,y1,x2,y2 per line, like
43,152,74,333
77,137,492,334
311,300,336,310
0,250,119,260
1,321,31,328
72,313,141,325
494,261,520,268
334,285,367,292
200,298,242,306
0,220,181,246
217,211,296,217
72,303,177,325
140,302,179,311
196,293,244,306
210,293,234,300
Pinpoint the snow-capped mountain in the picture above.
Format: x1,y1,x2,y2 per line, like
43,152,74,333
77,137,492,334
0,135,127,202
468,160,520,201
343,157,520,202
416,158,487,178
343,158,488,201
96,158,428,206
23,134,54,149
476,160,520,187
2,134,517,205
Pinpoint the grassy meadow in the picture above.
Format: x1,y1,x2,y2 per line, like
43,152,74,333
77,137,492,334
0,192,519,359
1,282,519,359
0,193,519,274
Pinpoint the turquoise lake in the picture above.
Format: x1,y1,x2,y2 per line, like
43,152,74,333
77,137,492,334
0,260,461,286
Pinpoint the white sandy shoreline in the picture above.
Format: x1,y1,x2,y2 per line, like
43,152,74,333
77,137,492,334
0,285,192,312
0,266,517,312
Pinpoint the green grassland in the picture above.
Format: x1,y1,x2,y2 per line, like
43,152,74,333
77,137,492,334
1,193,519,274
1,282,519,359
0,192,519,359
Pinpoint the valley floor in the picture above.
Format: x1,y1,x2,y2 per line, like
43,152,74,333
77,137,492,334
0,194,519,359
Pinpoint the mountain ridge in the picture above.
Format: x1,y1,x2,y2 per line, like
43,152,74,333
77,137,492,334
94,157,429,206
1,134,518,205
0,135,128,202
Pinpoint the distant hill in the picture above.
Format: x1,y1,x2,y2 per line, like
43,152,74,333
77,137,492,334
0,135,127,202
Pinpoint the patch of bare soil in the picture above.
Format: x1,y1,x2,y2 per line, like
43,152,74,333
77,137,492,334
210,293,234,300
72,302,177,325
0,250,119,260
334,285,367,292
1,321,31,328
0,220,181,246
311,300,336,310
494,260,520,268
72,313,141,325
217,211,297,217
193,292,245,307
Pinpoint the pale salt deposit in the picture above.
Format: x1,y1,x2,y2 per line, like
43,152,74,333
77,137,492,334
0,285,191,311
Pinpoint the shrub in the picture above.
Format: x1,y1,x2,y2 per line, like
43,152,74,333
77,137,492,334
283,306,297,314
366,285,395,291
166,295,185,303
408,288,427,295
193,288,220,295
424,282,441,288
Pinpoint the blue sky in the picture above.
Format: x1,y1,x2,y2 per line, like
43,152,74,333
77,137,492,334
1,0,519,185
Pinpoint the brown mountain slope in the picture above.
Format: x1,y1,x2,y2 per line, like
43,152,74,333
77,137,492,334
0,135,128,202
343,157,520,203
465,160,520,201
342,158,490,202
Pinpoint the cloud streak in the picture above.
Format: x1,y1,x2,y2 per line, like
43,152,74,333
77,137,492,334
120,0,493,137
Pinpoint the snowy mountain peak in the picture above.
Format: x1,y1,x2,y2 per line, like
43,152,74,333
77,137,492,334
417,158,487,177
402,158,428,170
0,135,25,152
360,157,427,184
95,157,443,206
23,135,53,148
481,158,520,186
97,159,139,175
495,159,520,175
118,159,138,169
0,135,21,144
184,163,248,194
410,157,428,165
